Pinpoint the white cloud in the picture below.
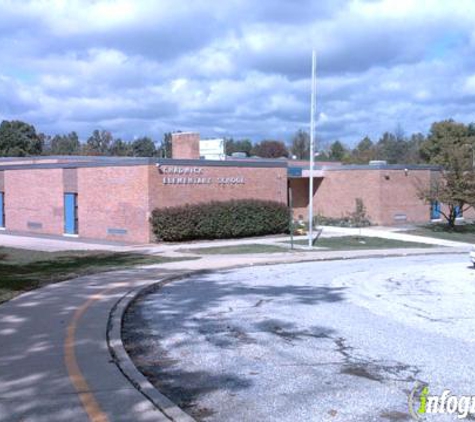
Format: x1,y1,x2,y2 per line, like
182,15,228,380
1,0,475,145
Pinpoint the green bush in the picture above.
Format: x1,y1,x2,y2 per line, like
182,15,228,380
151,199,289,241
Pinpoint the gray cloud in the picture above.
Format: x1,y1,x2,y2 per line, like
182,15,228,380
1,0,475,147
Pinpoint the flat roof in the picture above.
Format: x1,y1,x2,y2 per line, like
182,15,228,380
317,164,440,171
287,163,441,178
0,156,288,171
0,156,441,173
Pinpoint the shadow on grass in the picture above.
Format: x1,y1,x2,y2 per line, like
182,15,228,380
182,244,289,255
419,223,475,233
0,248,197,303
410,223,475,243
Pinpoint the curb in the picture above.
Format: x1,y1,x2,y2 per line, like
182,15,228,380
106,250,467,421
107,271,204,422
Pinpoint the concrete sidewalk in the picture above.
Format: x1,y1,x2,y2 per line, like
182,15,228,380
0,246,468,422
1,224,472,255
0,231,131,252
318,225,473,248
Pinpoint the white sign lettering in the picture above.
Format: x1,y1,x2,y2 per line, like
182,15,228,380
162,166,203,175
160,166,245,186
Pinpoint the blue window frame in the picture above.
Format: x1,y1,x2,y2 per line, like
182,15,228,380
0,192,4,228
455,205,463,218
64,193,78,234
430,201,441,220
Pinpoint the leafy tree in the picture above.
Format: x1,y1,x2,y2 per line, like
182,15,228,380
49,132,80,155
159,132,173,158
84,129,113,155
348,136,376,164
251,140,289,158
394,123,405,143
468,122,475,137
109,138,131,156
0,120,43,156
39,133,51,154
420,120,471,164
375,132,409,164
329,140,346,161
225,138,253,156
417,120,475,227
404,133,426,164
290,130,310,159
131,137,156,157
316,150,330,161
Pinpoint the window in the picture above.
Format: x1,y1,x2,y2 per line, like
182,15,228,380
64,193,78,235
455,205,463,219
430,201,441,220
0,192,4,228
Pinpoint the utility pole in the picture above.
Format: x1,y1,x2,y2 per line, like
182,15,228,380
308,50,316,247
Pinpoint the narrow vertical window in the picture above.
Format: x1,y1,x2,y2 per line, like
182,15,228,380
64,193,78,235
0,192,4,228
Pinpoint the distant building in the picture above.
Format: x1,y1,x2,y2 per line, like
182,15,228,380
199,138,225,160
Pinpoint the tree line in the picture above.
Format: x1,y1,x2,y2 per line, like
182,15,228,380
0,120,172,158
226,122,475,165
1,119,475,167
286,126,427,164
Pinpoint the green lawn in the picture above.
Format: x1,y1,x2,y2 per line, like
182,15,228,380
0,247,195,304
287,236,434,250
183,236,434,255
183,244,289,255
407,224,475,244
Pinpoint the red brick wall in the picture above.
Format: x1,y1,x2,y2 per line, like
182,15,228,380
378,169,431,225
172,133,200,159
4,168,64,235
2,163,288,243
77,166,151,243
312,170,384,223
77,164,287,243
291,168,436,225
149,164,287,211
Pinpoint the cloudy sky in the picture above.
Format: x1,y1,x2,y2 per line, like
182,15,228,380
1,0,475,146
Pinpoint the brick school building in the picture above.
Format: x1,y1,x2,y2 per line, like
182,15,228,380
0,133,456,243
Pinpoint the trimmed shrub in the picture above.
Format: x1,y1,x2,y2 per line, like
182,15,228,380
151,199,289,241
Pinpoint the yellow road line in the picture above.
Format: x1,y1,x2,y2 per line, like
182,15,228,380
64,286,118,422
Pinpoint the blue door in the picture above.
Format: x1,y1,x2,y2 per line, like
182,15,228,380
0,192,4,228
430,201,440,220
64,193,78,234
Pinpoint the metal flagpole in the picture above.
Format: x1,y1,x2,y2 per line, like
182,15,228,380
308,50,316,247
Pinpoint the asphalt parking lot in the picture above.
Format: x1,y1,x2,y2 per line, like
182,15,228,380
123,254,475,421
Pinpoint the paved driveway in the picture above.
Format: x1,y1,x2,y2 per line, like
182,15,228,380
124,255,475,421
